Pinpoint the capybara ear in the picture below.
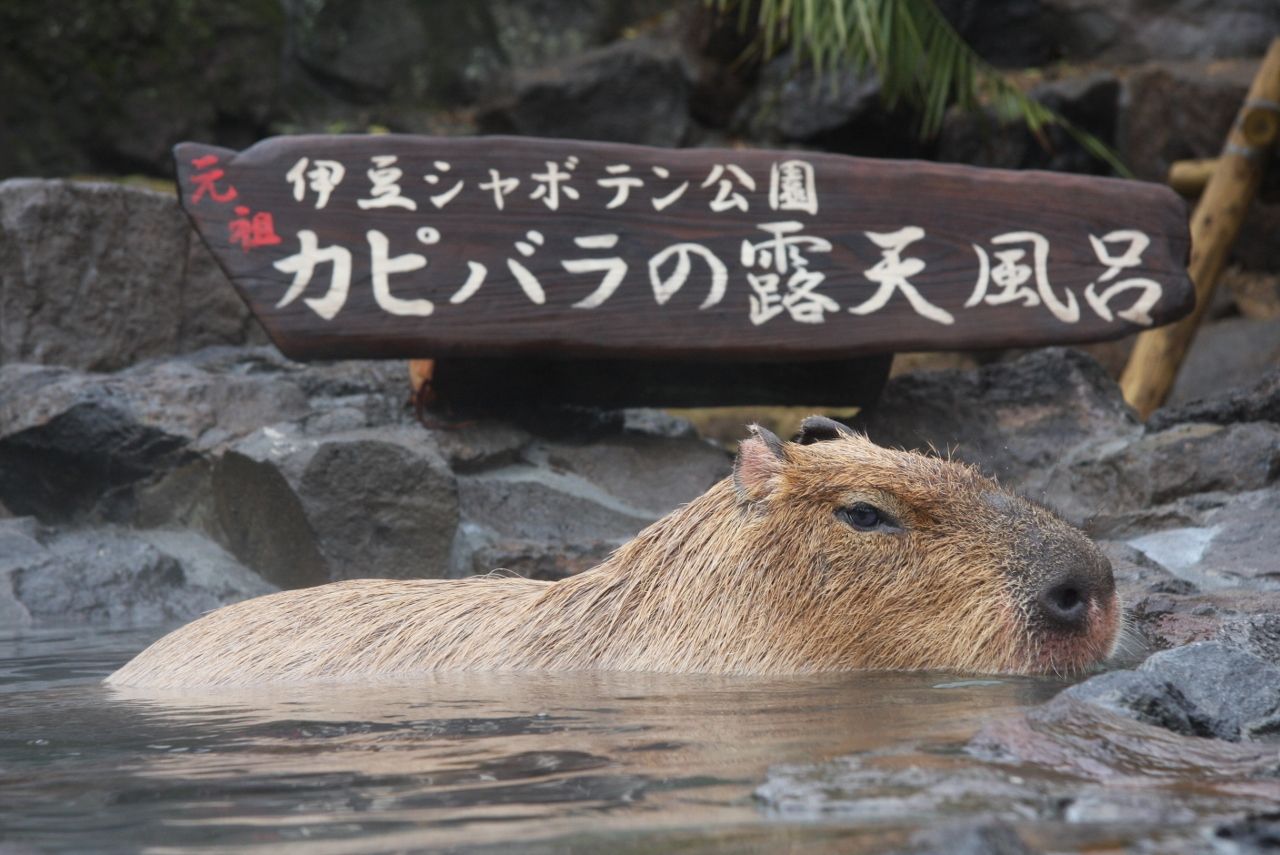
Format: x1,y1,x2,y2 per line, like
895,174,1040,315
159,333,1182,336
795,415,856,445
734,424,787,501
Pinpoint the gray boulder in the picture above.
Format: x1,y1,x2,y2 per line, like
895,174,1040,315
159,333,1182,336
0,357,308,522
2,521,275,626
481,36,693,147
935,0,1049,68
1150,366,1280,431
732,55,913,156
1167,317,1280,408
0,179,263,372
1140,642,1280,740
1216,614,1280,667
1041,421,1280,527
1061,668,1221,738
854,348,1139,500
214,425,460,588
1109,488,1280,593
937,71,1120,176
1044,0,1280,63
451,427,728,579
1119,58,1256,182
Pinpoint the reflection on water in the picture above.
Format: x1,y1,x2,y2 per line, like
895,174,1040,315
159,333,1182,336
0,626,1252,853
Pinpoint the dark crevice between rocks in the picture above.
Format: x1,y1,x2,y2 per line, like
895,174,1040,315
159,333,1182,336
0,401,196,523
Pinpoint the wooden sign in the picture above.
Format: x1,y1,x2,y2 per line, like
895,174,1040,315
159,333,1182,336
175,135,1194,363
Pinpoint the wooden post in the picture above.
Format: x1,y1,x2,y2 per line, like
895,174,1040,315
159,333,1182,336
1120,38,1280,418
1167,158,1218,197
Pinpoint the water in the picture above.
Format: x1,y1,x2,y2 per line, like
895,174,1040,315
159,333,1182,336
0,628,1268,853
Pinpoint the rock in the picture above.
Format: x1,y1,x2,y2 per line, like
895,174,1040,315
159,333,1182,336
282,0,493,109
1224,267,1280,321
214,425,460,587
1167,318,1280,408
1043,1,1280,63
936,72,1120,175
1216,614,1280,666
481,37,693,147
0,357,308,523
1139,642,1280,740
910,822,1034,855
0,0,285,178
733,54,925,158
532,434,729,518
618,408,698,439
854,348,1139,500
1040,421,1280,527
0,366,198,522
178,232,269,352
1061,669,1221,738
455,465,660,546
431,420,532,473
756,751,1066,824
452,429,728,578
1119,58,1256,183
1112,488,1280,593
736,57,875,141
1149,366,1280,431
282,0,675,121
0,519,40,626
1235,202,1280,276
935,0,1049,68
0,180,263,371
969,693,1279,782
486,0,679,77
1212,812,1280,852
1120,583,1280,655
6,524,275,626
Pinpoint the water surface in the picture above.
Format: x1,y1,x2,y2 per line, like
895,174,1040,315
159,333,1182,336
0,627,1243,853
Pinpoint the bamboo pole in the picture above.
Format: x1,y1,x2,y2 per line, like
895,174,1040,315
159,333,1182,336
1167,157,1218,197
1120,38,1280,419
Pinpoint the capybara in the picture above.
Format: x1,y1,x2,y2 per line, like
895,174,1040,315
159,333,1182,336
107,417,1120,688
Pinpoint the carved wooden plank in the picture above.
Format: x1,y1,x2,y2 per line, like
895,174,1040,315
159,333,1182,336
175,135,1194,362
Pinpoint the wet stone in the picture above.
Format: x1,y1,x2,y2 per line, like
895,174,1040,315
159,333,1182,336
1139,642,1280,741
1060,669,1221,738
908,821,1034,855
5,525,275,626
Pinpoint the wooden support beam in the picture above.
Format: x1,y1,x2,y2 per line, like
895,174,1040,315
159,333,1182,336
1121,38,1280,419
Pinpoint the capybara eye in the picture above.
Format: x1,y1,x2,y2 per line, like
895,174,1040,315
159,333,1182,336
838,502,896,532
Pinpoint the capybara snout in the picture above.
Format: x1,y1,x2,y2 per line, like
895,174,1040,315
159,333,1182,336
108,415,1120,688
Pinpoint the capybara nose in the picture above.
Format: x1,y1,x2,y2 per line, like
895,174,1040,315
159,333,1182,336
1038,579,1089,628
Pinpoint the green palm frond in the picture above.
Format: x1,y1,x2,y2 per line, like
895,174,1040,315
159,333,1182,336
714,0,1131,178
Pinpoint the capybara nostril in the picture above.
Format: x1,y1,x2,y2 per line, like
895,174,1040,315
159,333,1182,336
1038,580,1089,628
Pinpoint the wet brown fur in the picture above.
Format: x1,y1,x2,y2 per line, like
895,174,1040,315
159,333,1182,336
108,425,1119,688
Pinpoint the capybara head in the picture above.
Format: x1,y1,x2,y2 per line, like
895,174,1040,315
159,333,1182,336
732,416,1120,675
